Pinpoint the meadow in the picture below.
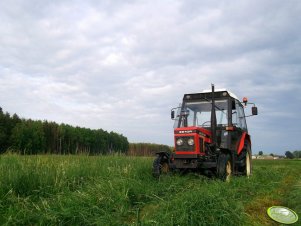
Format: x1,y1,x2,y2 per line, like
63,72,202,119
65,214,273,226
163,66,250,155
0,154,300,226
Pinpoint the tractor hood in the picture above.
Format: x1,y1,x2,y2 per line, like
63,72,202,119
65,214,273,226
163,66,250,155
174,126,212,155
174,126,211,137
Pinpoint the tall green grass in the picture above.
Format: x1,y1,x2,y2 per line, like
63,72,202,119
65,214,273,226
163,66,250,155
0,155,300,225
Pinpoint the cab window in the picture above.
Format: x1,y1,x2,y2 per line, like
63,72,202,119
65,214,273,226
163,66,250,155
234,100,247,130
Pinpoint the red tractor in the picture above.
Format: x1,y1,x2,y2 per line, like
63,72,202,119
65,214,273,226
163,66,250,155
153,84,258,181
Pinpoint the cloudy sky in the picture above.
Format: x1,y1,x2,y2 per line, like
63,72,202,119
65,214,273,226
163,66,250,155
1,0,301,155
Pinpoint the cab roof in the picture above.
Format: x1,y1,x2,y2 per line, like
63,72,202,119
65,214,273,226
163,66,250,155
183,90,239,101
201,89,239,100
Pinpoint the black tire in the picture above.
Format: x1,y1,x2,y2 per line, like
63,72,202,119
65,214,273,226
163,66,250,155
238,143,252,177
152,155,169,178
244,144,252,177
217,153,232,182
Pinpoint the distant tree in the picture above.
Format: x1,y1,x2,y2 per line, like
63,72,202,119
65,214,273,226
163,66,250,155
10,120,46,154
270,153,274,157
258,151,263,156
293,150,301,158
285,151,295,159
0,109,21,153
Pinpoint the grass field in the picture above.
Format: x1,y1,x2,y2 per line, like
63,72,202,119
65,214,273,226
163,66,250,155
0,154,300,225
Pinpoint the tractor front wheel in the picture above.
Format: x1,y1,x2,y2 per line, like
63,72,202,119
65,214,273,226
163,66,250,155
238,143,252,177
217,153,232,182
244,145,252,177
152,155,169,178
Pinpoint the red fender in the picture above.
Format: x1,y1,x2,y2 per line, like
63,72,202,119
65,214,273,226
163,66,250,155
237,132,251,155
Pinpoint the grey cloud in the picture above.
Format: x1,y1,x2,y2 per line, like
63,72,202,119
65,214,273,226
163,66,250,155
1,0,301,154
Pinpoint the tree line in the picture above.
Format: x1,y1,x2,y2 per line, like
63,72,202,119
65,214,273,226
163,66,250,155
128,143,172,156
285,150,301,159
0,107,129,155
258,150,301,159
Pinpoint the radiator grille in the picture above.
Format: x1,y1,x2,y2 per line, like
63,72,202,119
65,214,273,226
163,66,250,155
199,138,204,153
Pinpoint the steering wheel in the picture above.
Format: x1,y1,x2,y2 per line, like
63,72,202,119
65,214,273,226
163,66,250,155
201,121,211,127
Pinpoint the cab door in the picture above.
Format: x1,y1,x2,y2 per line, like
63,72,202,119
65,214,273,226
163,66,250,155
231,100,248,151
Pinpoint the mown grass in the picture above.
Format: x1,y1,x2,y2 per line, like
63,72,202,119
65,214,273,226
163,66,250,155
0,155,300,225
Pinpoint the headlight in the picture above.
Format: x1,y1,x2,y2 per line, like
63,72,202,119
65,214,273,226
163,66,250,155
187,138,194,146
176,138,183,146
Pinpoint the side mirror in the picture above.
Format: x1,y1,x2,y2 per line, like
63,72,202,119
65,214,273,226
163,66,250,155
252,106,258,115
171,110,175,119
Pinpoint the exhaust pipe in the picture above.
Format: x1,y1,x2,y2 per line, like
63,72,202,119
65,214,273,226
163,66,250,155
211,84,217,152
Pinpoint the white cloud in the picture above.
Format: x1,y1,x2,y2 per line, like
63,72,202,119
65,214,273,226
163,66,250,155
0,0,301,154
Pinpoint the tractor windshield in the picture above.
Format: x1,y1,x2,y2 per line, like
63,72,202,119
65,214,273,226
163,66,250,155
175,100,228,128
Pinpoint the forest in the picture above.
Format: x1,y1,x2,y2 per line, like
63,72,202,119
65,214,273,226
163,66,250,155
0,107,129,155
0,107,171,156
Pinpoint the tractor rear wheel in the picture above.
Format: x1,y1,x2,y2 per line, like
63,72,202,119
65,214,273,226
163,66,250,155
217,153,232,182
152,155,169,178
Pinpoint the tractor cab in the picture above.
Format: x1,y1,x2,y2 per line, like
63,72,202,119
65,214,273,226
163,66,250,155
171,90,254,155
153,85,258,181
